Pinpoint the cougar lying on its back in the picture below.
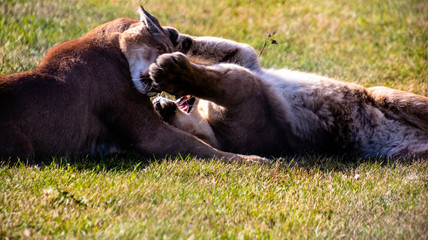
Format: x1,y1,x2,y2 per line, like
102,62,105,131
150,30,428,159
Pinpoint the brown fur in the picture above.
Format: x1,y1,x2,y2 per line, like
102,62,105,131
150,32,428,159
0,8,265,163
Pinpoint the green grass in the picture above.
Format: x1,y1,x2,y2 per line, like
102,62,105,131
1,0,427,239
1,157,427,239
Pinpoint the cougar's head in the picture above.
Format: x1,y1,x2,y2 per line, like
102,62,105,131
119,6,174,95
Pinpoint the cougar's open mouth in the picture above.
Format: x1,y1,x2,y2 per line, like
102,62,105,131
153,95,195,119
176,95,195,114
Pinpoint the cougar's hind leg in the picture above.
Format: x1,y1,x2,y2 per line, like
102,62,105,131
135,121,268,164
368,86,428,131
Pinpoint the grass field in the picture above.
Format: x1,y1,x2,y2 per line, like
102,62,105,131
1,0,427,239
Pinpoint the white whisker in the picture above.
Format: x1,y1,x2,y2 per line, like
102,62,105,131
142,83,152,92
128,48,149,52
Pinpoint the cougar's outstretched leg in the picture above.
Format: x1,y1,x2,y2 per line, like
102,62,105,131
150,52,264,107
164,27,261,70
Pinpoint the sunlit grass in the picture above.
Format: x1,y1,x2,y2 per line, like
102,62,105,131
1,157,427,239
0,0,427,239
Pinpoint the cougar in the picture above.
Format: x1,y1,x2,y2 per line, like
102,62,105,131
0,6,265,164
150,31,428,159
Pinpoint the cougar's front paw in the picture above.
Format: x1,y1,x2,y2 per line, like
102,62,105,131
238,155,273,165
149,52,193,96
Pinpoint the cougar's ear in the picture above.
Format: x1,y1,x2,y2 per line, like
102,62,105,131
163,27,179,46
138,5,163,35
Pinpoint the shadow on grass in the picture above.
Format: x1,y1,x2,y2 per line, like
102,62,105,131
1,152,424,174
0,153,154,173
272,153,417,172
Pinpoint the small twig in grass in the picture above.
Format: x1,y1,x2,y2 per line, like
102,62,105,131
259,31,278,57
56,188,88,208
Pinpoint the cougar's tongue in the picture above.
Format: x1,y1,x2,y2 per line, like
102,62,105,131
176,95,192,113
